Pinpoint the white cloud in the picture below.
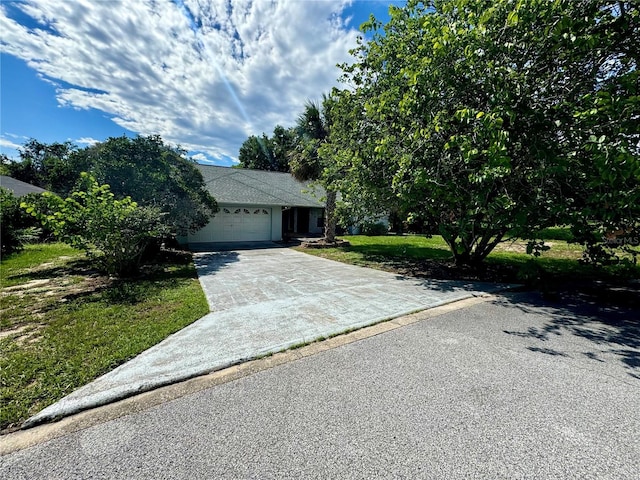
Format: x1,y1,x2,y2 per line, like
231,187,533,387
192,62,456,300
74,137,100,146
190,152,224,165
4,132,29,140
0,0,360,163
0,138,22,150
0,137,22,159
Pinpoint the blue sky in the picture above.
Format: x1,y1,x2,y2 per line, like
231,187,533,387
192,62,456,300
1,0,402,166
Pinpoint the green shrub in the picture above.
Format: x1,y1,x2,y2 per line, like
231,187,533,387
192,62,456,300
0,188,41,255
361,221,388,236
535,226,574,242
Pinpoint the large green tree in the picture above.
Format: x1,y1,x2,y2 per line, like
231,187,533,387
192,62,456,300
557,1,639,264
6,135,218,238
77,135,218,236
238,134,276,171
331,0,639,265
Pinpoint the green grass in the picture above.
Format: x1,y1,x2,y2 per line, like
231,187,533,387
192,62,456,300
534,226,574,242
297,234,638,282
299,235,450,267
0,243,209,432
0,243,84,286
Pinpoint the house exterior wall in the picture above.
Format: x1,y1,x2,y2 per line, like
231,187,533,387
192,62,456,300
309,208,324,235
271,206,283,241
181,204,324,246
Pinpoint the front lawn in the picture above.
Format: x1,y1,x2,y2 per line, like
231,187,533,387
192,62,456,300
0,243,209,432
297,234,638,284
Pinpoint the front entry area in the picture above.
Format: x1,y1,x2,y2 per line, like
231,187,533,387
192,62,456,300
282,207,324,237
283,207,309,235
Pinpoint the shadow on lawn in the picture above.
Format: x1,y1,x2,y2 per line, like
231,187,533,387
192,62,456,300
348,243,452,261
4,258,94,284
5,252,203,308
497,290,640,380
340,243,528,283
383,256,520,283
102,264,199,304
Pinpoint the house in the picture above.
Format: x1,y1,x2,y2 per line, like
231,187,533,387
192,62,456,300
183,165,325,245
0,176,47,197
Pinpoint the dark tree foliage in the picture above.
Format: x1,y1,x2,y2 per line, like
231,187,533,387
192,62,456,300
78,135,218,236
7,135,218,238
270,125,297,172
0,189,41,255
4,139,88,195
0,154,11,175
238,134,275,171
238,125,295,172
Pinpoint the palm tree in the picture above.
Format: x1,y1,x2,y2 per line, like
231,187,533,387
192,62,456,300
289,97,337,243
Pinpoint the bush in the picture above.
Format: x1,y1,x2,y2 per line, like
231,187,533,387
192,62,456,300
361,221,388,236
22,173,168,276
0,188,41,255
534,227,574,242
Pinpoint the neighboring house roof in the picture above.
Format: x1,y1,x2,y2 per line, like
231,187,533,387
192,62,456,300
196,165,324,208
0,176,47,197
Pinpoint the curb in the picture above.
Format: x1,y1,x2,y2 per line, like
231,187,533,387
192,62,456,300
0,294,495,455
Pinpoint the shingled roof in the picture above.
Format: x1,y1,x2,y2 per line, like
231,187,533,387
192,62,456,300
196,165,324,207
0,176,47,197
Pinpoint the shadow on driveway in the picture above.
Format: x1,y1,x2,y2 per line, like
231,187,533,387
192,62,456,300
192,252,240,276
393,275,511,293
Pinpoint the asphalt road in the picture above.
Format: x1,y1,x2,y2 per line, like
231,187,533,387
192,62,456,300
2,292,639,479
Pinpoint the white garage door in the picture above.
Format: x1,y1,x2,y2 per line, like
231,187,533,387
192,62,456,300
199,206,272,242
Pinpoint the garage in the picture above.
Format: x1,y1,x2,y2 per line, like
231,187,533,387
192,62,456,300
189,205,272,243
184,166,325,246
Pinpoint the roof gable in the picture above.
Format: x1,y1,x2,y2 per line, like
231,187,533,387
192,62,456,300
196,165,324,207
0,176,47,197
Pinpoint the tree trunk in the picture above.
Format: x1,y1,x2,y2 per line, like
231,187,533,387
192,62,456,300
324,190,337,243
447,231,505,267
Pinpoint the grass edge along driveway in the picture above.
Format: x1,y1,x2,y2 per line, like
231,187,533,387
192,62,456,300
1,243,209,433
296,233,639,285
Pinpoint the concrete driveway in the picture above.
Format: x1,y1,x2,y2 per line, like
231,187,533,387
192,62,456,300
25,246,508,427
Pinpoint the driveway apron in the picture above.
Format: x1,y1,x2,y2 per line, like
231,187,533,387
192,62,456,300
26,247,509,427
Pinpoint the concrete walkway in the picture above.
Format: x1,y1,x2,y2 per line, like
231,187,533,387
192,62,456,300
25,247,510,427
